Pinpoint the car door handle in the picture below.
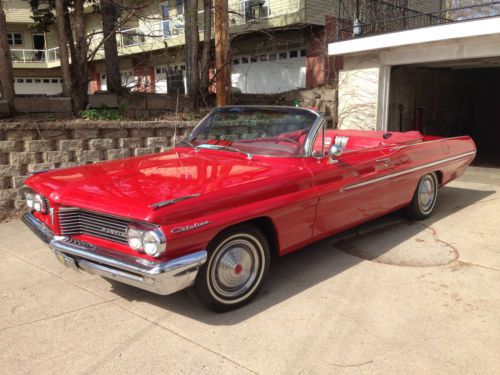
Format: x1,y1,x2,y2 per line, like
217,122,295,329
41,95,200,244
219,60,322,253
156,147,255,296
376,158,392,167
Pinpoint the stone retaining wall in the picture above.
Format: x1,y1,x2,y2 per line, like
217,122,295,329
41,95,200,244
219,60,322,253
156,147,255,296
0,120,197,212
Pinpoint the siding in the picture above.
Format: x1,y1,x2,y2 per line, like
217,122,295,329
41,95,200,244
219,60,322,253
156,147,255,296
3,0,33,23
306,0,338,26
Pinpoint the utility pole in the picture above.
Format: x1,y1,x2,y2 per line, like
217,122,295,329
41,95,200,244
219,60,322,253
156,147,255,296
214,0,230,106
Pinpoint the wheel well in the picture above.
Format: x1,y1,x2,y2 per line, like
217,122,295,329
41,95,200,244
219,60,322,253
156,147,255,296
212,217,280,258
434,170,443,187
247,217,279,258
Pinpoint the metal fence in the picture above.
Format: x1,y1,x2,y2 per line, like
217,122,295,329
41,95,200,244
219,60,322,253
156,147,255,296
335,0,500,41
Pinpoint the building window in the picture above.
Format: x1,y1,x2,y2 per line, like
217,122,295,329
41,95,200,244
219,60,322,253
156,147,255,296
300,49,306,57
241,57,249,64
279,52,287,60
289,50,298,58
7,32,23,46
233,58,240,65
176,0,184,14
51,79,59,83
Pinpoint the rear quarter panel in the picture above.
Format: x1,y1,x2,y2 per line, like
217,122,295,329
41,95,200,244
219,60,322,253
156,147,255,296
386,135,476,207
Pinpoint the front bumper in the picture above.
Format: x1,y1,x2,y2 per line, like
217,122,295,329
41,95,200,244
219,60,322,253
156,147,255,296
22,213,207,296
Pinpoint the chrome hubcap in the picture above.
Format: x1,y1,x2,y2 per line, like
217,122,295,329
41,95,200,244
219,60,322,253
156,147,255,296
211,238,259,298
418,176,436,213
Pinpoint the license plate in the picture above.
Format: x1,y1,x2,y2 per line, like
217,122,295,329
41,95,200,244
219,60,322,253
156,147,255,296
54,252,79,272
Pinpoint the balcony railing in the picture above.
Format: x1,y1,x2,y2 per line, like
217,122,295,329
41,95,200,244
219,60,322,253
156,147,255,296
11,0,301,64
334,0,500,41
10,47,60,64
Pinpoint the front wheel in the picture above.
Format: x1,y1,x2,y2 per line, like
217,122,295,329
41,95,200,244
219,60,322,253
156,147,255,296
194,225,270,312
404,172,439,220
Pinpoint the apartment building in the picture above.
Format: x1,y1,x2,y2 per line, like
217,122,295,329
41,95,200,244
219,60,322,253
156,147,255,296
3,0,63,95
3,0,444,97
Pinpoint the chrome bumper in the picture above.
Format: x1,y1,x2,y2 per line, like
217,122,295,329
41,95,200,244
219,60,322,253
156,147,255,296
22,213,207,296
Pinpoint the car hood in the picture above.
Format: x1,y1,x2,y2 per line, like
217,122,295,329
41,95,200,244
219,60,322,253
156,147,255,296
26,148,311,224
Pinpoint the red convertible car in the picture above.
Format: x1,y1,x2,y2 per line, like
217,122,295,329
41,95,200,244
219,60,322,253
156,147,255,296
23,106,476,311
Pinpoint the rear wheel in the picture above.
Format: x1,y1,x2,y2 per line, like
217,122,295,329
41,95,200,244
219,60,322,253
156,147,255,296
194,225,270,312
404,172,439,220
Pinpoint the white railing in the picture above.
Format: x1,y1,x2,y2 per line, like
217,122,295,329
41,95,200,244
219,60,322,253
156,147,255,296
228,0,301,25
117,17,186,49
10,47,60,63
9,0,301,63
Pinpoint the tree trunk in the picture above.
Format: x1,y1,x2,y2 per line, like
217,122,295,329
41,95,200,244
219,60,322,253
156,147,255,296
0,1,16,115
184,0,200,109
55,0,72,97
214,0,230,106
101,0,123,93
199,0,212,104
71,0,89,114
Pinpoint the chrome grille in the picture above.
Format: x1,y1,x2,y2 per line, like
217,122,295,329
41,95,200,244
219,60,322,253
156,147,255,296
58,208,130,245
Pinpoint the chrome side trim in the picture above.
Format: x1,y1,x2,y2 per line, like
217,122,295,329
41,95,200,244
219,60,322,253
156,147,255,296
149,193,201,209
343,151,476,191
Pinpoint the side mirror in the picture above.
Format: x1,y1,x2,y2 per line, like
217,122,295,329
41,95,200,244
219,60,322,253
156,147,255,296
328,144,343,159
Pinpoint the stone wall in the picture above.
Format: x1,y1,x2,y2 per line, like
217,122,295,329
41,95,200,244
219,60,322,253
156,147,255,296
0,98,73,119
89,93,195,119
0,120,197,213
337,56,380,130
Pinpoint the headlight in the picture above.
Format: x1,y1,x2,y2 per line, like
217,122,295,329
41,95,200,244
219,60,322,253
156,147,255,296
33,194,47,213
126,226,166,258
127,228,144,251
25,192,34,209
142,231,164,257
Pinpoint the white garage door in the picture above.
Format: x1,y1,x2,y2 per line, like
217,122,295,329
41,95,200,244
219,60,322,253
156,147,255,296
231,49,307,94
14,77,63,96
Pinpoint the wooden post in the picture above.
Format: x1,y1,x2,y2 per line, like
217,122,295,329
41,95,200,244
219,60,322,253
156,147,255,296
214,0,230,106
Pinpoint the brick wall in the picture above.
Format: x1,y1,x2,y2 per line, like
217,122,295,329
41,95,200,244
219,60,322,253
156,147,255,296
0,120,197,213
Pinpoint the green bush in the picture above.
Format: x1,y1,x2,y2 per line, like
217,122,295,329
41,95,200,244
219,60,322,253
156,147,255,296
81,106,124,121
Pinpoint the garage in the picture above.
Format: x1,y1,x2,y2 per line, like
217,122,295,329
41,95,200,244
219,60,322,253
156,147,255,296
328,16,500,167
14,77,63,96
388,58,500,164
231,48,307,94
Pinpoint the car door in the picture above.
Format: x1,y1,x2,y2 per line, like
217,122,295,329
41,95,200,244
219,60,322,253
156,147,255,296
304,128,401,238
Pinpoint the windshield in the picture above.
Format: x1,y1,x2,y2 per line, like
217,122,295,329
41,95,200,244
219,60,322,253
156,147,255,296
187,107,318,157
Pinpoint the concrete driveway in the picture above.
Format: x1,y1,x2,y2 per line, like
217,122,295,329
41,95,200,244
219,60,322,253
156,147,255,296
1,168,499,374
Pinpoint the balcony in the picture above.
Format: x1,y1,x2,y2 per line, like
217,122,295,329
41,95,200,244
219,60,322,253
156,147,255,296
92,0,302,56
10,0,303,66
10,47,61,69
334,0,500,41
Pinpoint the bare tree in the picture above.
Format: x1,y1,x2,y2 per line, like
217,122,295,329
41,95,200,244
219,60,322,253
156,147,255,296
185,0,200,108
0,0,15,115
214,0,230,106
70,0,89,113
55,0,72,97
200,0,213,103
101,0,124,93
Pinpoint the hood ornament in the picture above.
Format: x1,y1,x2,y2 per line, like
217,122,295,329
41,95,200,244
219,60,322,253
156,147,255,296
149,193,201,210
